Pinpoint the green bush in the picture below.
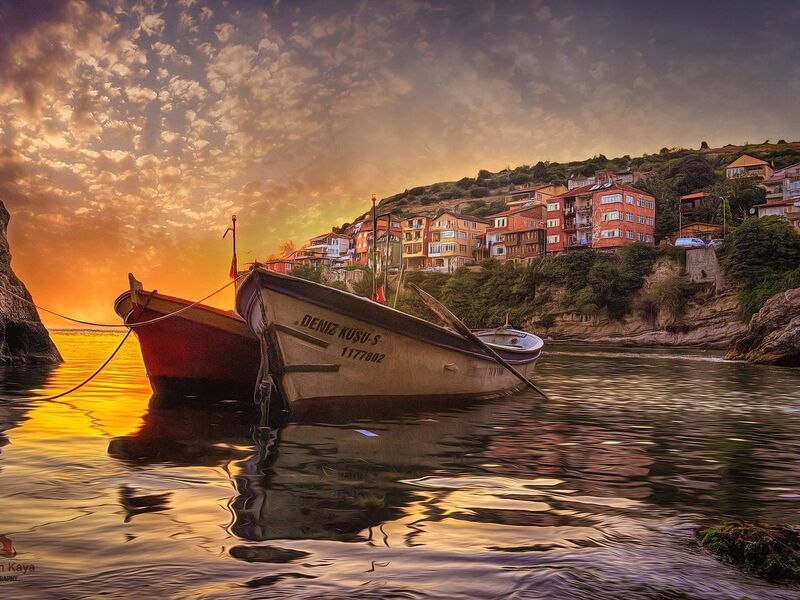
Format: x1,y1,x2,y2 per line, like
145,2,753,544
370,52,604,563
718,216,800,317
719,216,800,286
290,265,323,283
739,269,800,318
437,189,462,200
470,186,490,198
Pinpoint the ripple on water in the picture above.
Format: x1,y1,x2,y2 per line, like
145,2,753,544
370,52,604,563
1,334,800,598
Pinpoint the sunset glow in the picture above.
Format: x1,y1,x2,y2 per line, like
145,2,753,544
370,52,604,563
1,0,798,324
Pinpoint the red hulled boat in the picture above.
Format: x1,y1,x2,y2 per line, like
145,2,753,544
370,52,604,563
114,275,260,399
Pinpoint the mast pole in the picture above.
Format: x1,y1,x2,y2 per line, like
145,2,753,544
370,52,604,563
232,214,238,274
371,194,377,299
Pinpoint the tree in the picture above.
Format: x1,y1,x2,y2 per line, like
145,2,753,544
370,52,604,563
664,154,719,196
290,264,323,283
700,141,710,150
718,216,800,286
278,240,296,257
635,175,679,241
470,186,490,198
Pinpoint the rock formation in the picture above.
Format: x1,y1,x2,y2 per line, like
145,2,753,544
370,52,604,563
0,200,62,364
725,287,800,366
532,258,748,349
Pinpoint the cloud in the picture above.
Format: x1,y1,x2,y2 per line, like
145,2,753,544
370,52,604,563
139,13,165,36
0,0,797,325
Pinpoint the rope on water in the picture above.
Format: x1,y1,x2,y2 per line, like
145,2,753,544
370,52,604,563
1,272,249,329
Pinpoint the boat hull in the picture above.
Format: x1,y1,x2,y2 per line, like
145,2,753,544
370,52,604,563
236,269,542,405
115,290,260,399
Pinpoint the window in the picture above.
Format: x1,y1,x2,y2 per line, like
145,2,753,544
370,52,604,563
441,230,455,238
626,212,634,222
547,218,560,227
645,217,653,226
626,230,634,240
600,193,622,204
646,234,653,243
459,244,467,253
495,246,504,255
637,215,644,224
495,217,507,227
602,211,621,221
626,195,633,204
637,197,647,207
547,234,560,244
600,229,621,238
646,200,654,210
637,232,644,241
547,202,560,211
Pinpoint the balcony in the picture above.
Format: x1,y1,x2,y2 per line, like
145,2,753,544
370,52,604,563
563,220,577,232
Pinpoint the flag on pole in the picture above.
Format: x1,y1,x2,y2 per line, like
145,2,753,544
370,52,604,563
229,253,238,278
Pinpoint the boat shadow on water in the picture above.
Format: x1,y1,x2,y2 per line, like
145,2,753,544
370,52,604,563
106,392,508,547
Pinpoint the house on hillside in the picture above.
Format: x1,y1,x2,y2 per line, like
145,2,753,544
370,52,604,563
679,192,707,220
351,214,402,267
401,215,431,270
262,258,298,274
428,211,489,272
505,228,546,264
725,154,774,180
303,232,351,261
568,168,653,190
755,161,800,231
505,183,567,208
674,222,722,242
546,182,656,254
486,206,545,260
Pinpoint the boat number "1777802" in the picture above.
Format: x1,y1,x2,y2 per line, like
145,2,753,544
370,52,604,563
341,346,386,363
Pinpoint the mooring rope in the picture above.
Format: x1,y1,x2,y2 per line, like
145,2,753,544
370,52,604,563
1,272,249,329
0,272,252,402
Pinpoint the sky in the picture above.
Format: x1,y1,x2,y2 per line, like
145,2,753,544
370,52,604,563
0,0,798,325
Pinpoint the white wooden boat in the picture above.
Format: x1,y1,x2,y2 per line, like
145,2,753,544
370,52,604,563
235,268,544,405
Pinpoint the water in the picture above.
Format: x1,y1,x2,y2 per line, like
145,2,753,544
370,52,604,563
1,331,800,599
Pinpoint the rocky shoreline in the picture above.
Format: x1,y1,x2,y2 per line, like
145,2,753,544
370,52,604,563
0,200,62,365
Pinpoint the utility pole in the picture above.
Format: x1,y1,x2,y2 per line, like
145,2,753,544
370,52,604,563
371,194,377,299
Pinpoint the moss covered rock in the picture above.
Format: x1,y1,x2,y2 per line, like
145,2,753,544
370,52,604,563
697,521,800,583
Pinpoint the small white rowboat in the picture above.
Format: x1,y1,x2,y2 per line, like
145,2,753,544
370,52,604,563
235,268,544,406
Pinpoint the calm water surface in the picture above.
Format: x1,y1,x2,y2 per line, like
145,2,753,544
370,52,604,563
1,331,799,599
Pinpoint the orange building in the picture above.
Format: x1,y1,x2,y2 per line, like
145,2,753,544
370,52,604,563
546,182,656,253
428,211,489,272
401,215,431,270
725,154,774,180
505,183,567,208
486,206,545,260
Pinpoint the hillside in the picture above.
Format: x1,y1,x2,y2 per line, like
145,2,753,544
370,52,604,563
336,140,800,236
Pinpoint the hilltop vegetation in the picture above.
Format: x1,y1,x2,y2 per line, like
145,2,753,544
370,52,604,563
391,242,670,328
344,141,800,242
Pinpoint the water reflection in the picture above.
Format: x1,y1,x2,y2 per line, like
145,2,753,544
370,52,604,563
1,333,800,598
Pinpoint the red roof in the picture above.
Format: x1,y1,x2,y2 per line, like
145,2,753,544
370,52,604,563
680,192,706,200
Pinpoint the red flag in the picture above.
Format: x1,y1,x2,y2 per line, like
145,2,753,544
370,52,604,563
372,287,385,304
229,253,238,279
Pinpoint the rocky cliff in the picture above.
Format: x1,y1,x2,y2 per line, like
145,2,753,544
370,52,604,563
0,201,62,364
725,288,800,366
531,256,748,349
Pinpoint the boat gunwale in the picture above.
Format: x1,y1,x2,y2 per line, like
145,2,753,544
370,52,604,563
237,268,542,365
114,289,251,330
